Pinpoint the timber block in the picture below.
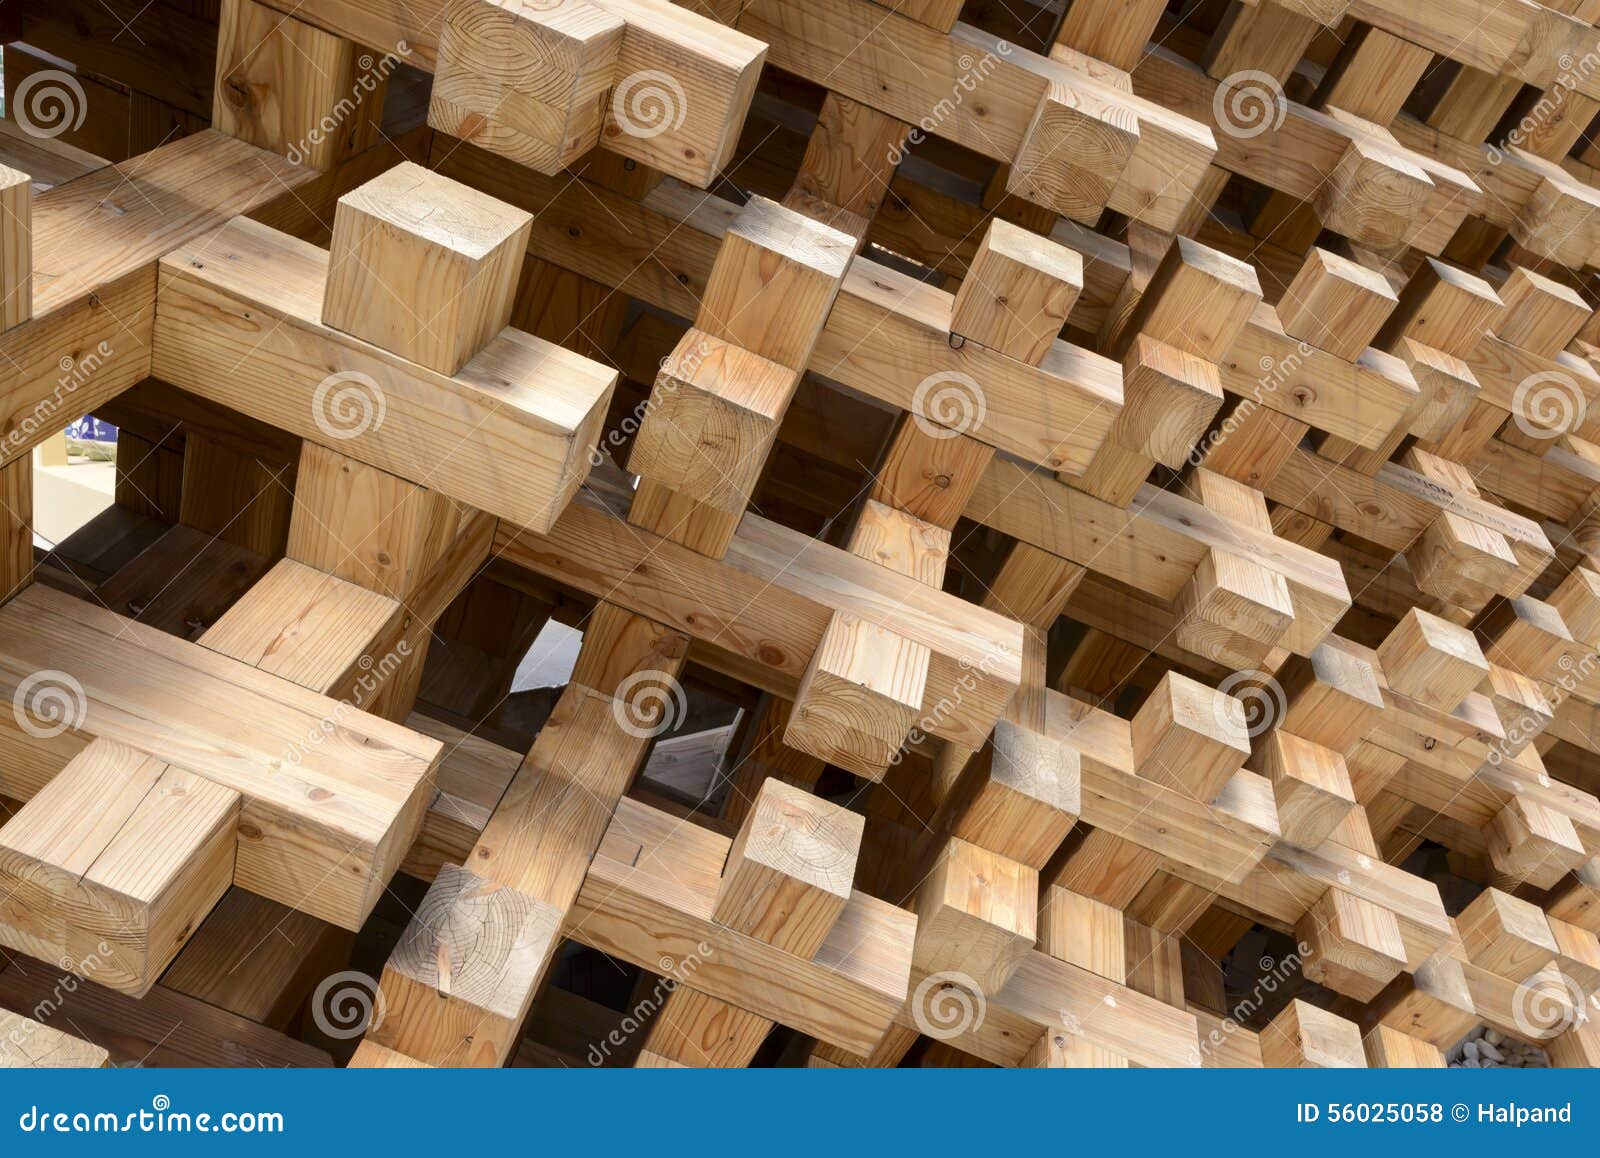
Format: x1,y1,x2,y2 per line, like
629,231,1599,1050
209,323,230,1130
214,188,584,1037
0,739,239,997
1247,731,1355,849
696,194,854,371
1298,888,1407,1002
1007,77,1139,225
1131,671,1251,803
785,612,929,780
1259,999,1366,1068
846,500,949,585
627,328,799,513
1362,1025,1445,1068
1457,888,1559,984
1376,258,1503,360
1399,340,1479,441
912,837,1037,996
0,1010,109,1068
949,719,1081,870
1276,247,1396,362
1548,917,1600,994
1376,608,1489,714
714,778,863,958
1548,567,1600,646
1373,954,1480,1049
429,0,625,176
1313,117,1433,250
0,164,29,332
1110,335,1223,468
950,218,1082,364
1486,797,1585,890
373,864,562,1068
157,217,615,533
1507,147,1600,269
1479,666,1551,756
323,161,534,375
1405,510,1519,610
1277,642,1386,756
213,0,386,171
1102,235,1262,362
1495,267,1589,358
1174,542,1294,667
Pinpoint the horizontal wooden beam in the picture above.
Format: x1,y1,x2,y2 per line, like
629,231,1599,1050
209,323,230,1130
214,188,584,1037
493,493,1023,750
153,217,616,533
0,585,440,929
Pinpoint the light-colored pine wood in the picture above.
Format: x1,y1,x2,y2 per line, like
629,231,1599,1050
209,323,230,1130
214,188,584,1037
0,1009,109,1068
0,164,31,332
786,612,929,780
1376,608,1490,713
627,328,798,514
155,216,616,533
713,777,862,958
322,161,533,375
1457,887,1559,983
912,837,1037,996
1259,999,1367,1068
0,739,239,996
429,0,623,175
696,195,854,371
1298,887,1407,1001
0,584,440,930
1130,672,1251,803
1276,248,1397,362
213,0,387,171
1249,731,1356,849
951,218,1082,365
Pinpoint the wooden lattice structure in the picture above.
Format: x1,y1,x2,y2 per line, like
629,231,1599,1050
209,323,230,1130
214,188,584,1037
1,0,1599,1071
